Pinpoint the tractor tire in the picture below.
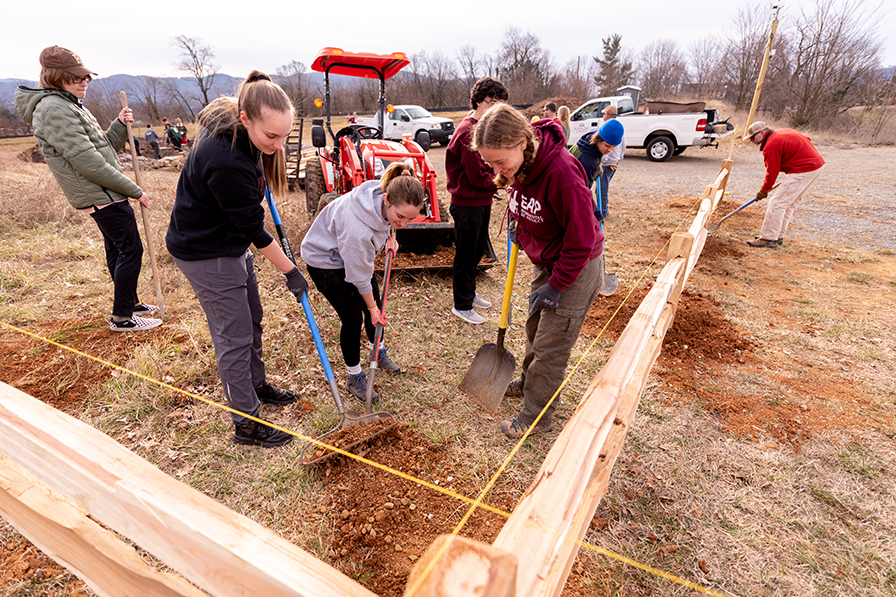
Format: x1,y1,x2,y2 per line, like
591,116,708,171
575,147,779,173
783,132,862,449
415,130,432,152
305,157,326,216
646,136,674,162
317,192,338,215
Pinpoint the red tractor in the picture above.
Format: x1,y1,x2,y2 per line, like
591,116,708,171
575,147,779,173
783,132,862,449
303,48,494,266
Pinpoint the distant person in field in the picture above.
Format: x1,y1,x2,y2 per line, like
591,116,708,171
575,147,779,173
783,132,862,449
175,117,188,146
745,121,825,249
164,117,183,151
145,124,161,159
445,75,509,325
14,45,161,332
166,71,307,448
557,105,570,143
473,104,604,440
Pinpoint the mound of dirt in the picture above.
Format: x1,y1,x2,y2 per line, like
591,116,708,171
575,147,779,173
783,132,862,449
314,424,513,597
17,145,44,163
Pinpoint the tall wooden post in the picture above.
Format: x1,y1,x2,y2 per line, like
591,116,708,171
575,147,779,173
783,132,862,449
744,4,780,135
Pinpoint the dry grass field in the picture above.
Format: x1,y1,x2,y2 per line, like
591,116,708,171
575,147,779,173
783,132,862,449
1,111,895,597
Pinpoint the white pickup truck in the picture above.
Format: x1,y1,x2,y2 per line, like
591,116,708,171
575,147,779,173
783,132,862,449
567,95,733,161
358,105,455,151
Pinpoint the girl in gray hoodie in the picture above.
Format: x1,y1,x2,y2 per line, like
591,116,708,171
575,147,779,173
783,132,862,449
301,163,424,403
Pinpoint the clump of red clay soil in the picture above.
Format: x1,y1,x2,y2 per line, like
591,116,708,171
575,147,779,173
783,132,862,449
307,424,513,597
0,537,88,595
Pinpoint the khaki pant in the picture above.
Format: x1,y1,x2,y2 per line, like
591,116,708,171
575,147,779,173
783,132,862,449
516,255,604,428
760,166,823,241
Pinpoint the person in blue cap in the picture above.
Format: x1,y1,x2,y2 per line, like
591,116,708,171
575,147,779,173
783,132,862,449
573,118,624,220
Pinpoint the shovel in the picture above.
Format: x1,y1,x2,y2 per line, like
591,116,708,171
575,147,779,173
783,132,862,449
262,189,395,465
707,183,779,232
459,241,519,414
364,232,397,416
595,180,618,297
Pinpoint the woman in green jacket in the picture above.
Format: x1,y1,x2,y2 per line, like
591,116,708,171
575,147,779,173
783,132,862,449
15,46,161,332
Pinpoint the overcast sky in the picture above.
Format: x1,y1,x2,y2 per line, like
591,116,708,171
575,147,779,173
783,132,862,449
3,0,894,82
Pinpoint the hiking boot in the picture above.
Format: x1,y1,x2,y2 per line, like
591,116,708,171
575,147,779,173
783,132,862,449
505,377,524,397
347,372,379,404
377,346,402,374
109,315,162,332
255,381,298,406
499,416,553,439
233,418,293,448
452,307,485,325
132,302,158,317
472,294,492,309
746,238,779,249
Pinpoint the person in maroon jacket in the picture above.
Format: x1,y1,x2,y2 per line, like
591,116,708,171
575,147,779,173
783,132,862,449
446,76,509,325
472,104,604,439
745,121,825,248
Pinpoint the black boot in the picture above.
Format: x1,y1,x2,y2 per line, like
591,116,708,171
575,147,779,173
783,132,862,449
233,418,293,448
255,381,298,405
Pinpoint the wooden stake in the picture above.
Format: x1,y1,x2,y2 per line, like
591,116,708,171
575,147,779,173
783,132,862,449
404,535,517,597
120,91,164,318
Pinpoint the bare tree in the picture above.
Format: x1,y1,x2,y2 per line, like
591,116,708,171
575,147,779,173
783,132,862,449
637,39,687,99
128,76,164,123
172,35,219,109
456,45,480,85
162,79,199,121
688,36,728,99
496,27,558,104
593,34,635,96
785,0,884,128
416,50,461,108
82,78,121,126
274,60,310,116
560,55,595,102
722,3,774,110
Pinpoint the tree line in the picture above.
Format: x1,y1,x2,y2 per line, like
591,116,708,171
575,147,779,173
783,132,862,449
3,0,893,138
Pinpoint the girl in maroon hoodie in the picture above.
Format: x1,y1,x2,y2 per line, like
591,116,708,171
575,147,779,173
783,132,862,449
472,104,604,439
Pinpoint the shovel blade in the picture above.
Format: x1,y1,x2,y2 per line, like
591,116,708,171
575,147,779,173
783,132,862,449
459,342,516,414
599,272,618,297
706,222,722,232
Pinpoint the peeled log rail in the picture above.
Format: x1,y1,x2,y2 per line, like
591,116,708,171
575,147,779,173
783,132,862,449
0,382,376,597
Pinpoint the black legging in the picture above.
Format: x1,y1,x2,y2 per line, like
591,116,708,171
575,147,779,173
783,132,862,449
306,265,381,368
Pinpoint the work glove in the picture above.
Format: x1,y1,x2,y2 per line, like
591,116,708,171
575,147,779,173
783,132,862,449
755,189,769,201
597,165,604,179
284,267,309,302
507,218,517,244
529,282,561,315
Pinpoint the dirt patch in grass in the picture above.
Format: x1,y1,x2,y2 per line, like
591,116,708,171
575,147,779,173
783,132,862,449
311,424,511,597
0,319,161,414
0,536,89,596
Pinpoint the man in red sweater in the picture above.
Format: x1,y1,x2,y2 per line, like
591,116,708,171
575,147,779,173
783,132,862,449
745,121,825,248
446,76,508,324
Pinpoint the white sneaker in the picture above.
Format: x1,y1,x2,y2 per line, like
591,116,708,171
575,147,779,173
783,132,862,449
452,308,485,325
109,316,162,332
472,294,492,309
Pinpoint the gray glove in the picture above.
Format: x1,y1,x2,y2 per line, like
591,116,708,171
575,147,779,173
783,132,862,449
529,282,561,315
284,267,308,301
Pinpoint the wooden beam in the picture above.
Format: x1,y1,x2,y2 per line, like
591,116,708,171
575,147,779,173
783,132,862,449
488,257,687,597
403,534,517,597
666,234,695,307
0,454,208,597
0,382,376,597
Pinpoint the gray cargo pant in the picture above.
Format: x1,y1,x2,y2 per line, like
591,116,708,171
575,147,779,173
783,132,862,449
174,250,265,424
516,254,604,428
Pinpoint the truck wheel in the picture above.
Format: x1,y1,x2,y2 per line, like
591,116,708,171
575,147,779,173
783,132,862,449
305,157,326,216
439,140,450,147
415,130,431,152
646,136,674,162
673,146,687,156
317,192,338,214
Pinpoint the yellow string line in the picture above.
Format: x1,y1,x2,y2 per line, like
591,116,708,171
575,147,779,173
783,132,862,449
1,191,720,596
